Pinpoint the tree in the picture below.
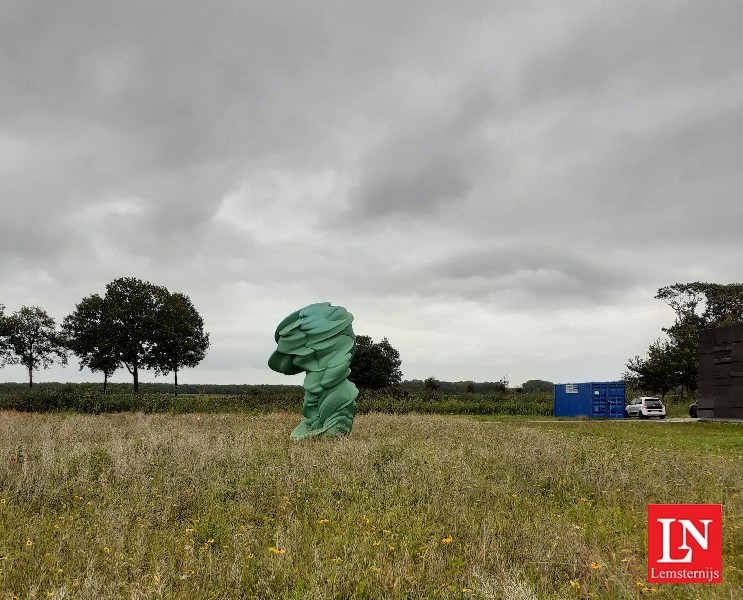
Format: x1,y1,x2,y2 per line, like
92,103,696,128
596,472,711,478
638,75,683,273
624,339,680,398
0,304,8,364
62,294,120,392
349,335,403,389
2,306,67,387
423,376,441,392
102,277,168,392
626,282,743,394
149,292,210,394
521,379,554,393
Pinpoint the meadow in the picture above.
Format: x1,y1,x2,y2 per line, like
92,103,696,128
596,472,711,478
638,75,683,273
0,411,740,599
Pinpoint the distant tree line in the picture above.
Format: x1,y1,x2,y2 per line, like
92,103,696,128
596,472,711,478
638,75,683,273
624,282,743,397
0,277,209,393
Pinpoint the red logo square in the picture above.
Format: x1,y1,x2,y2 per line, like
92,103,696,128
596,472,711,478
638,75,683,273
647,504,722,584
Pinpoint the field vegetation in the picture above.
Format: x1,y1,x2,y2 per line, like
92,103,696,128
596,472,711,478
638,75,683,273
0,411,740,599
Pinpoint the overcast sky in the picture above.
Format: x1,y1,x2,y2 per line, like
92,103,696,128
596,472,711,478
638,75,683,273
2,1,742,388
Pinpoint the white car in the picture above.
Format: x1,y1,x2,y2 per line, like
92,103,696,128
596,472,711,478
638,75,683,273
625,396,666,419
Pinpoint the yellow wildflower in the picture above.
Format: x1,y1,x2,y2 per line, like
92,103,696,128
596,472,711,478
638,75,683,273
370,566,381,573
185,528,194,534
590,562,601,570
388,545,395,551
441,535,453,544
72,579,79,587
317,518,329,524
0,498,6,505
25,539,33,547
268,547,286,555
569,579,580,589
372,541,381,547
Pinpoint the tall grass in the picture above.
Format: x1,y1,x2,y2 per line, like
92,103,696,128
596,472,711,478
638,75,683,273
0,412,740,598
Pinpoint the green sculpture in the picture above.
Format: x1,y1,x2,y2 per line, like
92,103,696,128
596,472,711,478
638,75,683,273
268,302,358,439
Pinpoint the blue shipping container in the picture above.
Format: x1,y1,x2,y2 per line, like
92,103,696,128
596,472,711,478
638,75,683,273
553,381,625,418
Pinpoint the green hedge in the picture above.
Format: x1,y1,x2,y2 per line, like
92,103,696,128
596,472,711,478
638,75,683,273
0,386,553,416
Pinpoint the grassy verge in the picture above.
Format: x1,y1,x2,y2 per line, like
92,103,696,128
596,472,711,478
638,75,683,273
0,412,740,599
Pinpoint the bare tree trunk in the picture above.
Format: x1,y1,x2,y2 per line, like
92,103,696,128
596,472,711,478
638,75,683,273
174,368,179,396
103,372,108,394
28,366,33,388
133,362,139,393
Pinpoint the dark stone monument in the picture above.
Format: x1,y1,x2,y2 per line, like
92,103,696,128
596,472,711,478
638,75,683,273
697,324,743,419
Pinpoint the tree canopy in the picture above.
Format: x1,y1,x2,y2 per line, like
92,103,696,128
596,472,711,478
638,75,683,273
1,306,68,387
625,282,743,395
149,292,210,394
62,294,120,392
349,335,403,389
64,277,210,392
521,379,554,393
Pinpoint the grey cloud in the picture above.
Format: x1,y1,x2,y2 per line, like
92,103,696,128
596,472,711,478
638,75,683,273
2,1,741,386
355,156,471,217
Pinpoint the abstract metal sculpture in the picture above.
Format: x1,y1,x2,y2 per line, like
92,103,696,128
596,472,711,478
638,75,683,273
268,302,358,439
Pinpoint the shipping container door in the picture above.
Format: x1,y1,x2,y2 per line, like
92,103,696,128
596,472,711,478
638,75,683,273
590,384,609,417
591,382,624,418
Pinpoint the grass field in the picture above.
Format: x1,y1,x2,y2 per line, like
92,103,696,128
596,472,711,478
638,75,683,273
0,411,741,599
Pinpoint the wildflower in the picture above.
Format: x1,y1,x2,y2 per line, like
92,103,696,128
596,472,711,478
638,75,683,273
590,562,601,570
370,566,381,573
362,515,370,525
103,547,111,554
511,493,518,498
72,579,79,587
185,528,194,534
317,518,329,524
730,565,738,571
330,557,342,564
207,538,215,544
462,588,473,594
268,547,286,555
152,575,160,583
382,529,391,535
569,579,580,588
580,498,589,503
0,498,6,505
25,539,33,547
441,536,453,544
372,541,381,547
388,545,395,552
246,553,255,559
